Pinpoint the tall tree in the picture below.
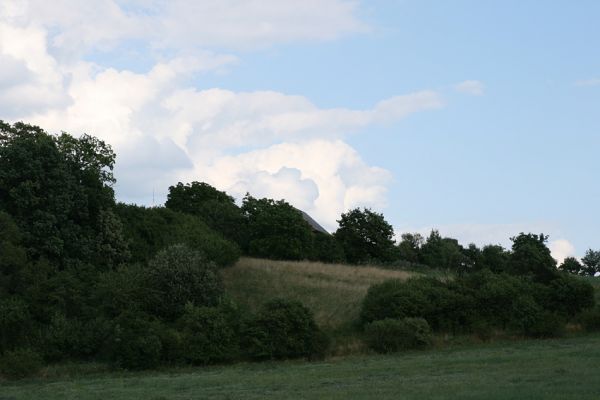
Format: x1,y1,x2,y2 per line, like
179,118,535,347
508,233,557,282
334,208,395,264
581,250,600,276
165,181,246,246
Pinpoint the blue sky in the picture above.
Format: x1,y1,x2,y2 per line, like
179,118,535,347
1,0,598,260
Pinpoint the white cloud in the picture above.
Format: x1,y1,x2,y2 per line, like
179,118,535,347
549,239,575,265
454,80,485,96
193,140,392,230
0,1,451,230
575,78,600,87
1,0,367,55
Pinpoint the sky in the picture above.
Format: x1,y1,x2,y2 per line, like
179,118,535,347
1,0,599,262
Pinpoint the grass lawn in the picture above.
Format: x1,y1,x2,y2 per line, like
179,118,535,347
3,334,600,400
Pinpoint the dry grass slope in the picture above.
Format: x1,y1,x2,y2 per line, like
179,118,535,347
221,257,414,332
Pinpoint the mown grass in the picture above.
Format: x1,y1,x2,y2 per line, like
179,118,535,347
221,257,415,331
3,333,599,400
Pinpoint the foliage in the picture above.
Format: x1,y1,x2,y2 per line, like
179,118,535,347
0,298,33,353
146,244,224,320
420,230,469,272
242,195,313,260
508,233,557,282
109,312,162,370
177,303,240,364
364,318,432,353
334,208,396,264
396,233,424,263
0,121,125,268
559,257,585,275
360,277,472,333
0,211,28,296
309,232,345,263
576,306,600,332
543,274,595,317
115,203,240,267
581,250,600,276
243,298,328,360
0,348,43,380
165,181,247,246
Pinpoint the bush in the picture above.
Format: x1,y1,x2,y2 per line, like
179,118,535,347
177,303,239,365
543,275,595,317
360,277,472,333
364,318,432,353
115,204,240,268
509,295,565,338
146,244,223,320
243,299,328,360
576,306,600,332
108,312,162,370
0,298,33,353
0,348,43,379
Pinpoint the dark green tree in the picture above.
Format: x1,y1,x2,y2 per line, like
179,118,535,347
420,230,468,271
558,257,585,275
334,208,395,264
165,182,246,246
581,250,600,276
508,233,557,282
397,233,424,263
242,195,313,260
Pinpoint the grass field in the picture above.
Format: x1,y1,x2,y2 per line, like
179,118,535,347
221,257,415,331
3,333,599,400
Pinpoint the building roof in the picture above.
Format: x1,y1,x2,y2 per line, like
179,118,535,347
299,210,329,235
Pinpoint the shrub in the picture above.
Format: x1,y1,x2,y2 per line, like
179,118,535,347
243,299,328,360
576,306,600,332
115,204,240,268
177,303,239,365
510,295,565,338
543,275,595,317
0,298,33,353
364,318,432,353
360,277,473,333
146,244,223,320
108,312,162,370
0,348,43,380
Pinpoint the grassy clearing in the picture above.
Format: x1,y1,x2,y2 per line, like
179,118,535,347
3,334,599,400
221,257,415,331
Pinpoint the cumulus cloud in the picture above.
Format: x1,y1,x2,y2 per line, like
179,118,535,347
549,239,576,265
0,0,450,229
454,80,485,96
1,0,367,55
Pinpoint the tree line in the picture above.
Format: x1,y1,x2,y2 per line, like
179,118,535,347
0,121,598,377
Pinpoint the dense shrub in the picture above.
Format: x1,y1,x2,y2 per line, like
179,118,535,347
510,296,565,338
542,274,595,317
576,306,600,332
364,318,432,353
243,299,328,360
115,204,240,267
177,303,239,364
42,314,112,361
360,277,472,333
0,348,43,379
108,312,162,370
146,244,223,320
0,298,33,353
310,232,345,263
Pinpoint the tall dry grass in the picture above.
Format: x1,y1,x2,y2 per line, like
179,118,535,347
221,257,415,331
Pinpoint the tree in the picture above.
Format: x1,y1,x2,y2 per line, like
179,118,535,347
581,250,600,276
242,195,313,260
0,121,125,268
558,257,585,275
334,208,395,264
508,233,557,282
420,230,468,272
165,182,246,246
397,233,424,263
